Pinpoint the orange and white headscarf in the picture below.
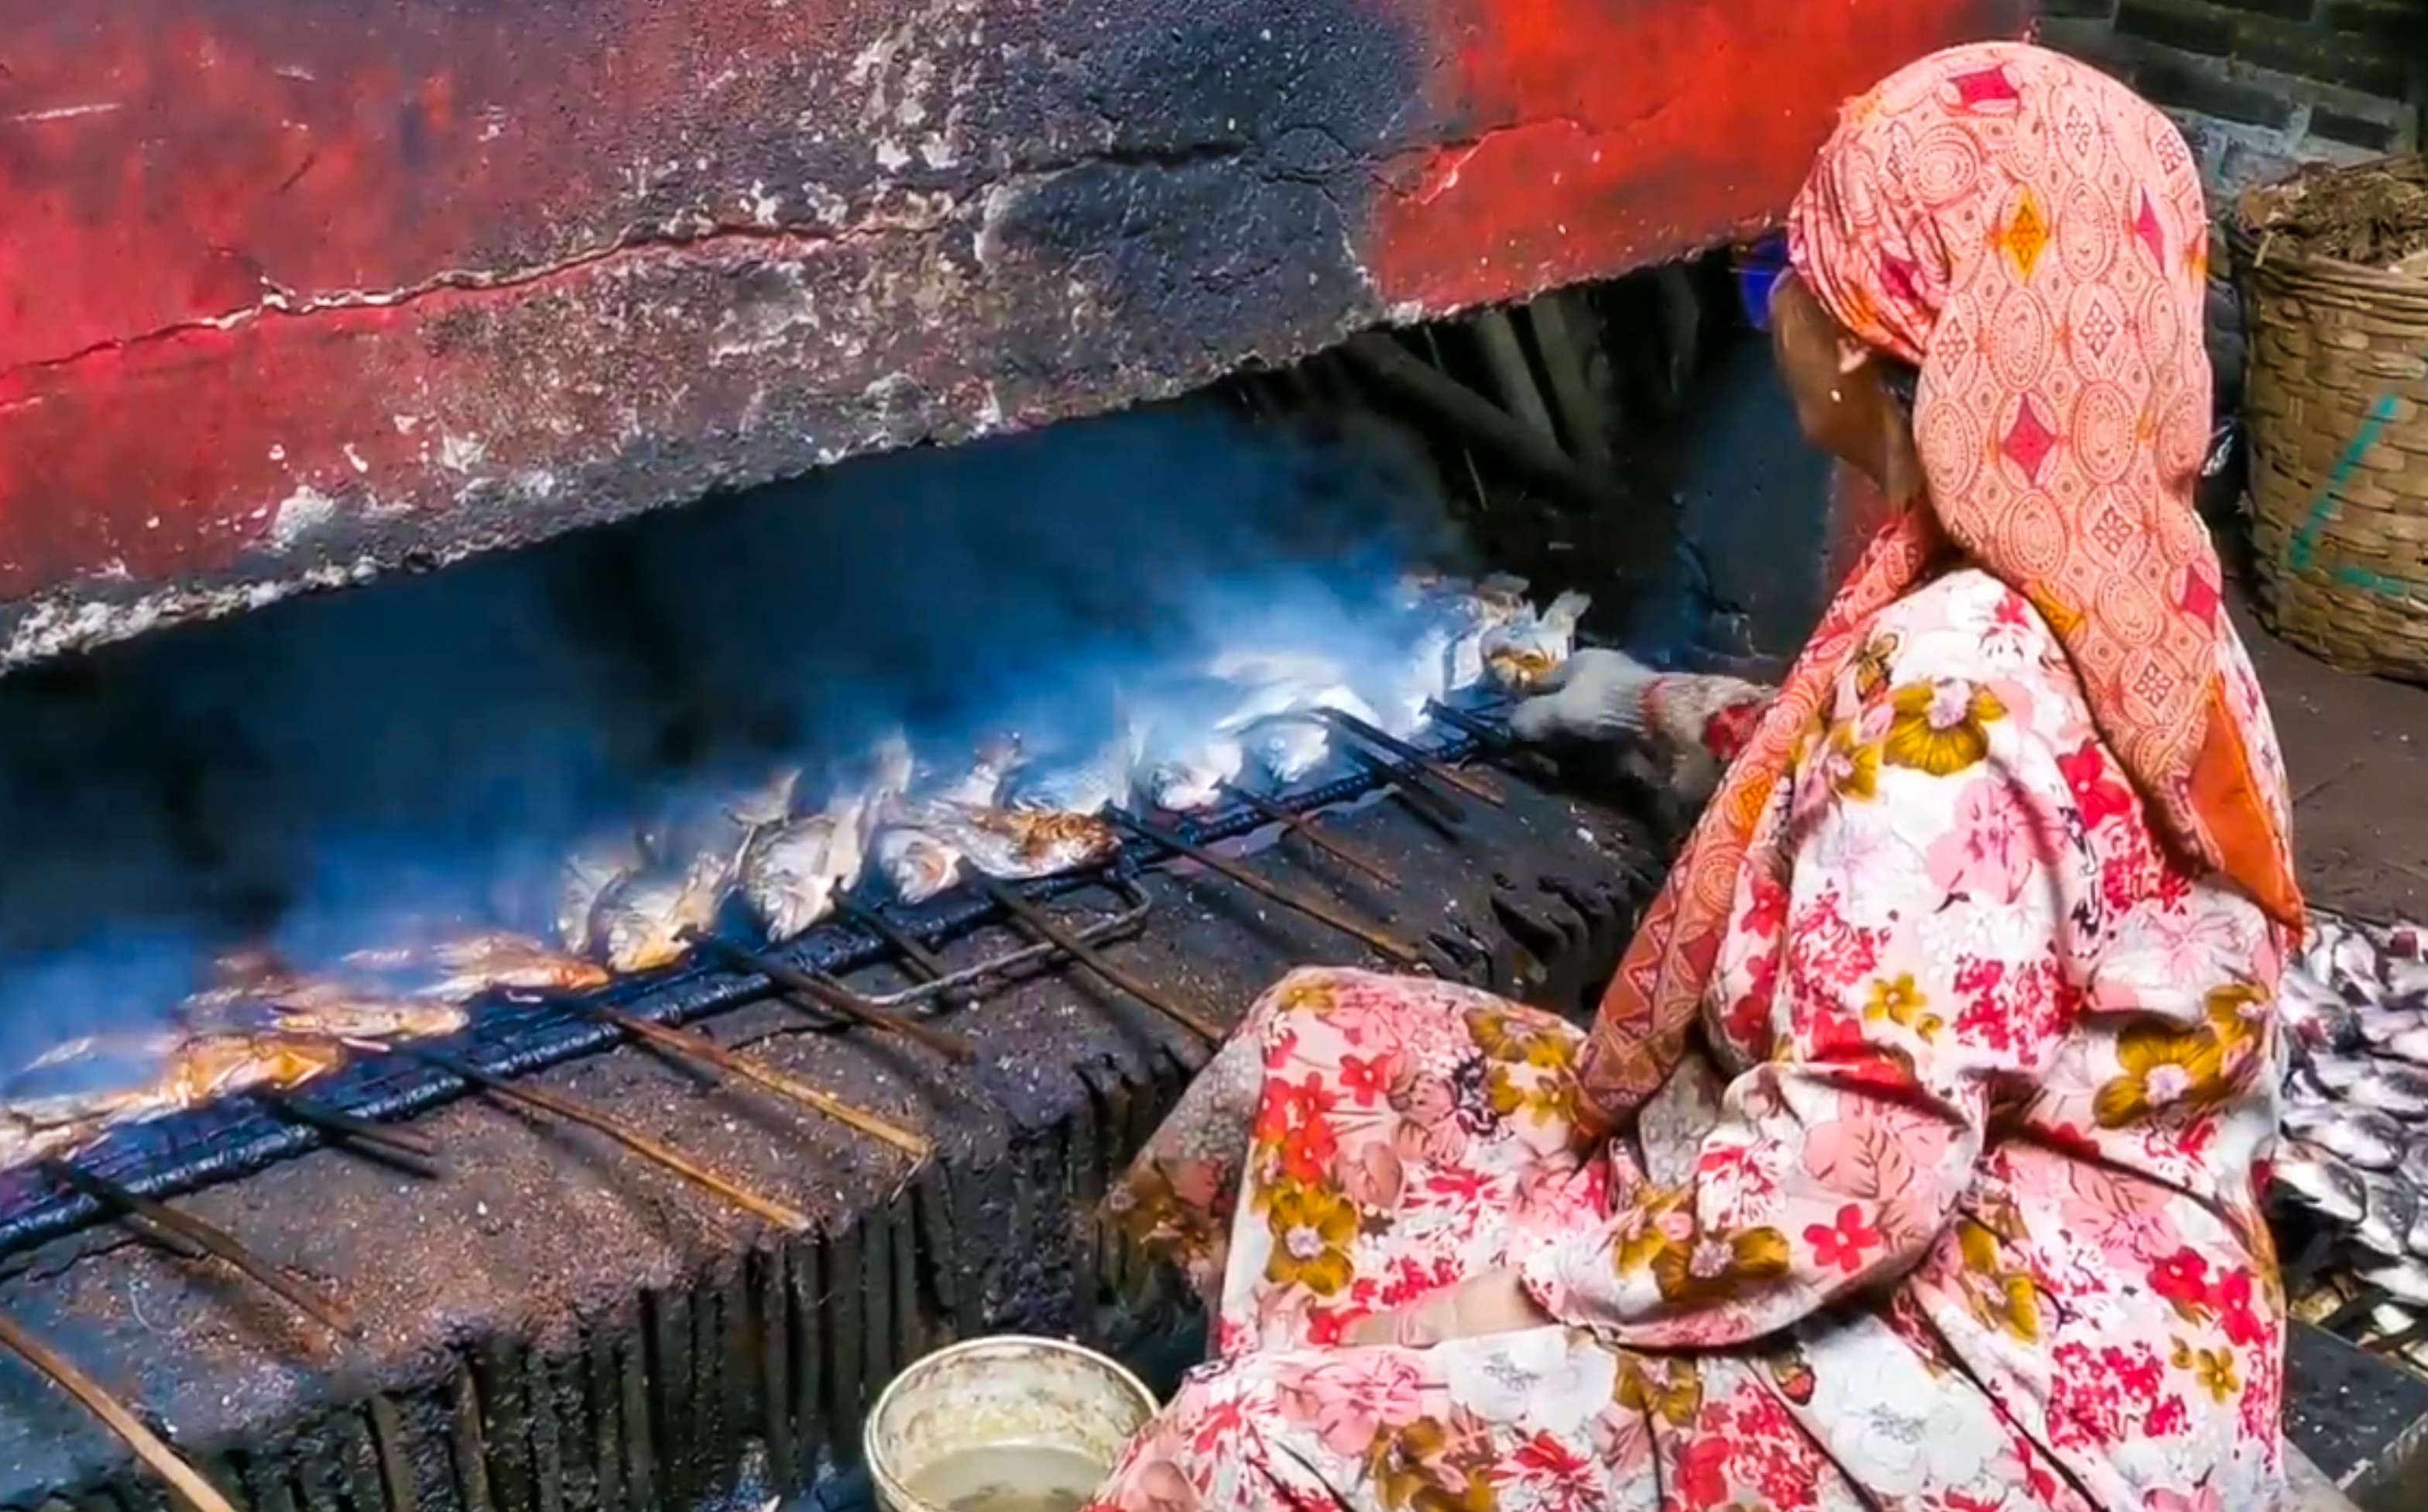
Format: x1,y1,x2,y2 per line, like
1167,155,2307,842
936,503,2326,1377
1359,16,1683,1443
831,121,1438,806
1581,41,2303,1117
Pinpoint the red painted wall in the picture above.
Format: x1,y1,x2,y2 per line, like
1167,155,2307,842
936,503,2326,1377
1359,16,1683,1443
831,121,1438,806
0,0,2032,665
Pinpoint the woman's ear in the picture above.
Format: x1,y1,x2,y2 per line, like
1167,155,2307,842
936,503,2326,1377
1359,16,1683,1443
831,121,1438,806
1836,334,1872,377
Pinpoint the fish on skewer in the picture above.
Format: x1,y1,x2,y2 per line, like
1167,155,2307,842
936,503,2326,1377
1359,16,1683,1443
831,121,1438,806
897,804,1122,882
2286,1099,2407,1171
557,831,645,955
741,790,880,941
589,851,736,974
410,932,614,1002
872,734,1024,903
1481,589,1592,693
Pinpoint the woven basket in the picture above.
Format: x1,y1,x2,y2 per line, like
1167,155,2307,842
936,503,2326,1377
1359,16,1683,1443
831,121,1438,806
2231,160,2428,680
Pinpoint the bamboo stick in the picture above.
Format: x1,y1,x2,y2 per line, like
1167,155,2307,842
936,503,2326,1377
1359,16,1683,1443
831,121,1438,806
967,875,1223,1042
47,1162,358,1337
0,1311,242,1512
1108,809,1422,968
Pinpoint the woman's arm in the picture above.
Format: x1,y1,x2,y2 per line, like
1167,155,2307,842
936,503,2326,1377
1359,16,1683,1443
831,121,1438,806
1512,650,1775,810
1517,667,2089,1346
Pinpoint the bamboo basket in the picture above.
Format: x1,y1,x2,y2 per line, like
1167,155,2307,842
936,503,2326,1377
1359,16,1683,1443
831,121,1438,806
2232,160,2428,680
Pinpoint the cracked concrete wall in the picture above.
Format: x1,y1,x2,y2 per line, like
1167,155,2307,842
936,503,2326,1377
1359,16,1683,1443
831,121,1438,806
0,0,2031,669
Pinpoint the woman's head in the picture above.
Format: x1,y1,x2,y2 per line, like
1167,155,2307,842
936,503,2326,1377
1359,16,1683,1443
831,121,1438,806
1768,40,2302,924
1768,267,1921,505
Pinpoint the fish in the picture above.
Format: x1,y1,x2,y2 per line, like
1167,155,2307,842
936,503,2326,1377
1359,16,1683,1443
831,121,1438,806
2313,1056,2428,1119
2282,990,2364,1054
2407,1182,2428,1260
1003,722,1141,818
2284,1101,2406,1171
2361,1256,2428,1308
1212,667,1386,786
739,790,876,941
589,851,733,973
240,981,470,1043
1137,733,1243,811
2357,1005,2428,1047
151,1032,351,1111
2272,1140,2368,1222
873,826,965,904
2389,1028,2428,1068
1481,590,1592,692
902,804,1121,881
417,932,614,1002
557,831,645,954
2361,1170,2421,1256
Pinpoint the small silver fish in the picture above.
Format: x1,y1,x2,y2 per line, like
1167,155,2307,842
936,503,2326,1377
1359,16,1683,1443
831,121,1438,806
2408,1193,2428,1260
416,931,615,1002
1004,723,1141,818
557,831,644,954
2354,1063,2428,1119
2361,1170,2421,1256
873,826,964,903
2285,1101,2406,1171
1138,733,1244,812
590,852,732,973
739,792,875,941
2358,1006,2428,1047
2388,1028,2428,1068
2283,983,2365,1054
2272,1140,2368,1222
2362,1256,2428,1307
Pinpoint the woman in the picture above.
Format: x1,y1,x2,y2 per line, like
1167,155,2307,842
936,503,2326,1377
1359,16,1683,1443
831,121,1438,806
1096,40,2305,1512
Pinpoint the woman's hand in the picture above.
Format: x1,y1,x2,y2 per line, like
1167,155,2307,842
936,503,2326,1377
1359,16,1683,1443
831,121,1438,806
1343,1269,1552,1347
1508,650,1662,745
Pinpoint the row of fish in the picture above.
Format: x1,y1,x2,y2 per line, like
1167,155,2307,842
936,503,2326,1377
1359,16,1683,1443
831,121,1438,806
0,573,1590,1172
561,574,1588,972
2271,911,2428,1312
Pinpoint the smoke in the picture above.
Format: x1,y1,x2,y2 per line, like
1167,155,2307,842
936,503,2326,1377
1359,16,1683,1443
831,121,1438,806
0,395,1466,1047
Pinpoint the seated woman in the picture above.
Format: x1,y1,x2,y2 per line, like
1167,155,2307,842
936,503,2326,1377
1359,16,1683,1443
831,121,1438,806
1093,40,2305,1512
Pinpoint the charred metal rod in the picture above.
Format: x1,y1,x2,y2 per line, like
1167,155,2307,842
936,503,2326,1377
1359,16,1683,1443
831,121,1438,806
834,900,964,997
259,1092,443,1177
0,1310,242,1512
1314,708,1504,807
1108,809,1425,969
966,873,1223,1042
684,930,975,1063
568,1002,931,1161
1212,780,1399,888
1336,742,1465,831
412,1051,813,1233
46,1161,358,1337
1421,700,1562,783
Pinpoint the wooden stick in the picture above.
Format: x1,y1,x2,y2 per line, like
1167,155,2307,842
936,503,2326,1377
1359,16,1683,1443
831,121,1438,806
1314,708,1504,807
0,1311,242,1512
968,874,1223,1042
571,1003,931,1161
46,1162,358,1337
259,1092,444,1177
684,931,975,1063
1213,780,1399,887
834,900,953,982
413,1051,812,1233
1109,810,1424,969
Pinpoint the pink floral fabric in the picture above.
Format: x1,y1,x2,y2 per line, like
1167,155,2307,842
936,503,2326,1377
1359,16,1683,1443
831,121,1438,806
1096,569,2289,1512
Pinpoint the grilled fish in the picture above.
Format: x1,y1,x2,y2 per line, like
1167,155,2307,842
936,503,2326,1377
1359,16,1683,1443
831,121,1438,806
589,851,732,973
739,790,876,941
557,831,644,954
2313,1055,2428,1119
241,981,468,1043
873,826,964,904
153,1032,348,1110
1481,590,1591,693
870,735,1026,903
904,804,1122,881
417,932,613,1001
1003,722,1141,818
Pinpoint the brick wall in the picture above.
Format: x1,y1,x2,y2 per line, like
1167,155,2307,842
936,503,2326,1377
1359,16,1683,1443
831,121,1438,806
2042,0,2423,197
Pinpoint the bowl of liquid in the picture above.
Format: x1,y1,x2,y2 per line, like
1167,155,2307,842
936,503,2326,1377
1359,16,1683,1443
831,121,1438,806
866,1335,1159,1512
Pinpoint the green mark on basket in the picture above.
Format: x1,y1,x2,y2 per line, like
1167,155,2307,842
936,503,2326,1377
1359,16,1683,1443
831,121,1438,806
2282,343,2427,602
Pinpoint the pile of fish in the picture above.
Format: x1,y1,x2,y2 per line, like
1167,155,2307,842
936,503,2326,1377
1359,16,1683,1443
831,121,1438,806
2274,910,2428,1364
0,573,1588,1174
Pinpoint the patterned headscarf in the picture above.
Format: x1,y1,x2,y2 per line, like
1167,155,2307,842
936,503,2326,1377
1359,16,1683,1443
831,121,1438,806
1580,41,2303,1118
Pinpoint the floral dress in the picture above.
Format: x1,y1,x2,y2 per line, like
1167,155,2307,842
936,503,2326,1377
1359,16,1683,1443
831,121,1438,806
1097,570,2291,1512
